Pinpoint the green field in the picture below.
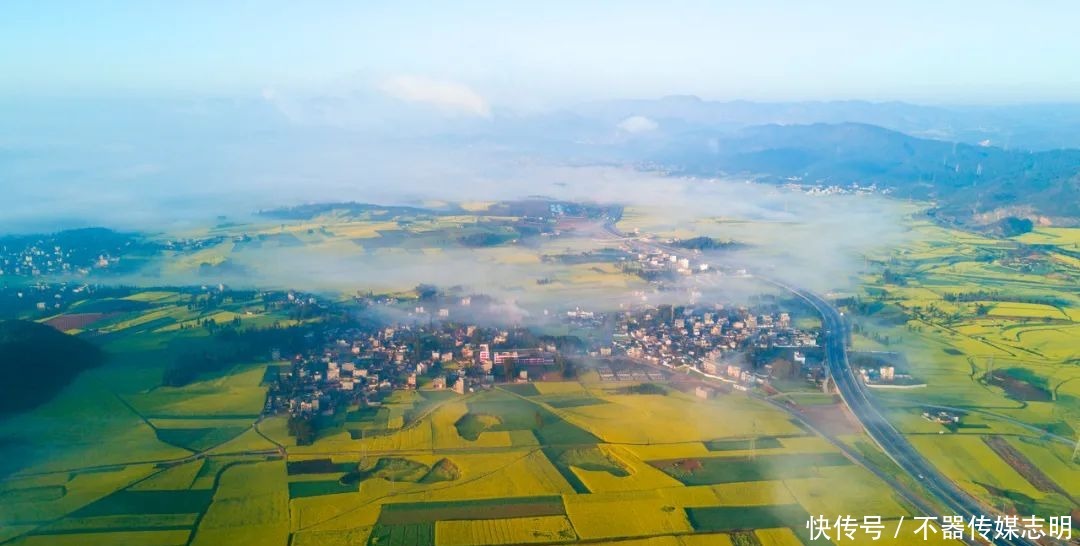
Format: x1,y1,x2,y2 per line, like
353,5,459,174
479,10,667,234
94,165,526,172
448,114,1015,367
6,202,1069,544
850,220,1080,522
651,453,851,485
0,365,916,545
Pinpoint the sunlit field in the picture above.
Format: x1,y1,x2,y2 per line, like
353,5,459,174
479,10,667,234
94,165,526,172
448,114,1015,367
847,220,1080,521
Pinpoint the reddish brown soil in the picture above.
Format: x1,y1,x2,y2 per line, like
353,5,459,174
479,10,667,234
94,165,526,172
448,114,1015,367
796,403,862,436
657,458,703,474
983,436,1067,496
986,371,1052,402
44,313,106,331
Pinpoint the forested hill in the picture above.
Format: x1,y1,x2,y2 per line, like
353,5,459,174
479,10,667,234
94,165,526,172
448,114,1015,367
0,320,104,415
651,123,1080,227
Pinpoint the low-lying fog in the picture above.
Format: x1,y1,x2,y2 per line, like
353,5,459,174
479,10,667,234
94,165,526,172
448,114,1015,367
2,97,912,304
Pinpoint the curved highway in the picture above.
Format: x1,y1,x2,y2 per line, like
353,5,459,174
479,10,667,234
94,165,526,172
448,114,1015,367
780,282,1035,546
600,219,1035,546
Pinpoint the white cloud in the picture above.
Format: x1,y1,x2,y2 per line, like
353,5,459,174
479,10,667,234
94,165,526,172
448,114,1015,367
379,75,491,117
617,115,658,133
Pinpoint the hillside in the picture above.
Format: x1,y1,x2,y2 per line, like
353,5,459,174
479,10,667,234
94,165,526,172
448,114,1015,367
651,123,1080,227
0,320,104,415
571,96,1080,151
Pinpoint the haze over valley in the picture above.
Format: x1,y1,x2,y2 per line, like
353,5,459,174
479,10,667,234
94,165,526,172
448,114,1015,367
1,3,1078,546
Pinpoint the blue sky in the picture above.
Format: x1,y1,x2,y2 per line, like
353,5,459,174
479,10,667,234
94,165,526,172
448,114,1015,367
2,1,1079,105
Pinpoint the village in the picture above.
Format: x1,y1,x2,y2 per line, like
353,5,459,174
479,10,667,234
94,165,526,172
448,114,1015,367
0,228,136,278
265,289,831,429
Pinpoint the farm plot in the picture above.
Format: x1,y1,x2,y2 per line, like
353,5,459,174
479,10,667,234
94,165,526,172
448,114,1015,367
542,445,629,494
982,436,1067,496
783,465,910,519
155,426,249,452
342,457,460,486
705,437,784,452
126,365,268,418
458,390,600,446
650,453,851,485
287,480,357,500
429,402,515,449
131,460,206,491
367,496,567,545
366,521,434,546
378,496,566,524
573,445,686,493
541,393,612,409
754,528,803,546
71,489,214,518
1008,437,1080,501
553,392,803,444
435,515,577,545
909,434,1045,503
707,481,798,507
287,458,356,476
191,461,290,546
17,487,213,546
685,504,810,542
564,493,694,540
401,450,576,501
9,529,192,546
0,465,158,524
37,513,197,533
532,382,588,395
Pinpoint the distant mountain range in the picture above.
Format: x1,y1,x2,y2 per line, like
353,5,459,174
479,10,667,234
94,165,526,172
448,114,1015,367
567,96,1080,152
4,95,1078,231
644,122,1080,227
495,98,1080,228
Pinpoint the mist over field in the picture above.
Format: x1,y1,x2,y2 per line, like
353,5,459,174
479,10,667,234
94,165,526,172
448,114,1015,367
1,97,911,303
3,7,1078,544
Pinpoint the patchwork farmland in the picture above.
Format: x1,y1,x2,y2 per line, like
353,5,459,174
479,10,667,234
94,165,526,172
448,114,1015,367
0,349,945,546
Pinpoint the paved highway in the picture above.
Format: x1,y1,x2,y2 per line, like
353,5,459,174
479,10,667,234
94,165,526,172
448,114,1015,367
599,220,1036,545
779,282,1036,546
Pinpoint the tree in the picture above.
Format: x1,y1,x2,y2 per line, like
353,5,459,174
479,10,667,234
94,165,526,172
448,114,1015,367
769,358,795,380
288,415,317,445
415,284,438,301
559,355,580,379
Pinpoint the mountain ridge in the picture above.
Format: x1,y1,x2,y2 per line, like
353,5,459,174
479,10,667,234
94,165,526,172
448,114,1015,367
643,122,1080,227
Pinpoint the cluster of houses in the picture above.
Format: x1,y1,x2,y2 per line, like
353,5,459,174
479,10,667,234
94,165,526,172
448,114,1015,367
595,365,665,382
922,409,962,425
0,241,117,278
612,305,820,386
265,311,561,419
783,181,891,196
0,281,97,314
263,278,826,419
632,248,711,278
860,364,924,388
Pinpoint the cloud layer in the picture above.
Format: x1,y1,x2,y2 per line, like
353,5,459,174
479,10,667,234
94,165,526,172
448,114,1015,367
379,75,491,117
617,115,658,133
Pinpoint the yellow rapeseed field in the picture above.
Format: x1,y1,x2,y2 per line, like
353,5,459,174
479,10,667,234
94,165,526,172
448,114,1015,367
192,461,290,546
435,515,577,545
